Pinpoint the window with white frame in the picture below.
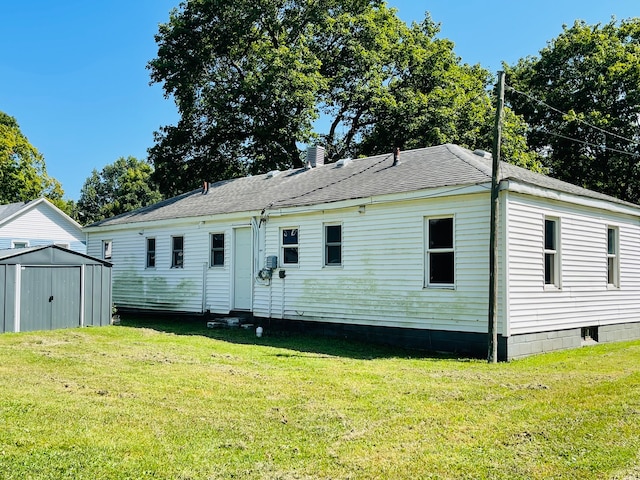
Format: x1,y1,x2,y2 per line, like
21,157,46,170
210,233,225,267
146,237,156,268
544,217,559,287
171,236,184,268
11,240,29,248
103,240,112,260
426,217,454,286
607,226,619,287
281,228,299,265
325,224,342,266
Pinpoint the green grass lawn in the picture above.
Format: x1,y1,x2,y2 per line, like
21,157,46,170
0,317,639,480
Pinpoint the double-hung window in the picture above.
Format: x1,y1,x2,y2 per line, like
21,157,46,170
607,226,619,287
171,236,184,268
544,218,560,287
325,224,342,266
281,228,299,265
103,240,113,260
210,233,225,267
426,217,454,286
146,237,156,268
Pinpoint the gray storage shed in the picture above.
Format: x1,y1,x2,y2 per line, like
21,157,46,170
0,245,112,333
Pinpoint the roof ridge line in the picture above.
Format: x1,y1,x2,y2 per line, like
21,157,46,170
268,153,393,210
444,144,493,179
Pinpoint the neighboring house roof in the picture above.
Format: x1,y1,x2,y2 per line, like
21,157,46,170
0,198,83,230
0,202,30,222
86,144,640,228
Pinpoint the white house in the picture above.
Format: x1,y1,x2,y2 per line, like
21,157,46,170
0,198,86,253
84,144,640,360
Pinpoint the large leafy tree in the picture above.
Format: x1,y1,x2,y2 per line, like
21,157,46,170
505,18,640,203
0,111,68,211
76,156,163,225
149,1,539,197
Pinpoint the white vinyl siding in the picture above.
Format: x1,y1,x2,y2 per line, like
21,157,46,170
507,193,640,336
253,193,492,333
87,222,237,314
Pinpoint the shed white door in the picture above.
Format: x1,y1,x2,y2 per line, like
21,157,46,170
233,227,252,310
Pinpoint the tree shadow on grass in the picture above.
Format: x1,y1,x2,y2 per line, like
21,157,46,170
117,314,465,362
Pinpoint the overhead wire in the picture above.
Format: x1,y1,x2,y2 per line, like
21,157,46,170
505,84,640,156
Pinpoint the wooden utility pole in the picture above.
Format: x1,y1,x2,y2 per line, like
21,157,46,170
488,71,505,364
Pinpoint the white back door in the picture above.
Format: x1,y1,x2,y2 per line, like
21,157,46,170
233,227,252,310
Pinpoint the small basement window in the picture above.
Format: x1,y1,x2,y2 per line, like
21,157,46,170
581,326,599,344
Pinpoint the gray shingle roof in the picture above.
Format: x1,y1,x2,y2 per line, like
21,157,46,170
0,201,29,222
87,144,639,228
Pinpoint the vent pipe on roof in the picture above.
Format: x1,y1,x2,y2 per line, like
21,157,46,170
202,181,209,194
306,146,325,168
392,147,400,166
473,149,492,159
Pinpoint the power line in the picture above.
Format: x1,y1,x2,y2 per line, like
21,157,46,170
537,128,640,158
506,85,640,148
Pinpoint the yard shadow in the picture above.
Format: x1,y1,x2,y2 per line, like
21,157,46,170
117,314,462,361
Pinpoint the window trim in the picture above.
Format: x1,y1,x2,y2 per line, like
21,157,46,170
103,240,113,260
210,233,225,267
146,237,156,269
171,235,184,268
281,227,299,266
607,226,619,288
544,217,561,289
324,223,343,267
425,215,455,288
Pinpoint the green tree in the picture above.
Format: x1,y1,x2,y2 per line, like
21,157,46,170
505,18,640,203
149,1,539,197
77,156,164,225
0,111,69,212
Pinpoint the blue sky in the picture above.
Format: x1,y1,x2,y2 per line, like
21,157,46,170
1,1,637,202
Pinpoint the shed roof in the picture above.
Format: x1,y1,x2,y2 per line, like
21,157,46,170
0,245,111,266
87,144,640,228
